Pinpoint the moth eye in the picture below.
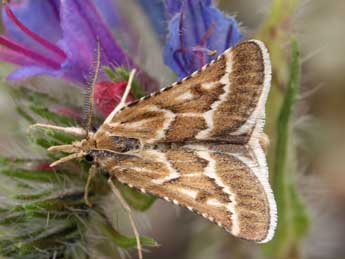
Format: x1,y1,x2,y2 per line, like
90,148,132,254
85,154,94,162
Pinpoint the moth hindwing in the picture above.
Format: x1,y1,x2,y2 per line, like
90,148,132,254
41,40,277,243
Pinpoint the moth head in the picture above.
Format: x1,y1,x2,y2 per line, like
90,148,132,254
47,41,102,168
30,41,113,167
48,137,97,167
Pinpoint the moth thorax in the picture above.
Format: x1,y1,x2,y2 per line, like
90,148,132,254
80,138,97,150
110,136,141,152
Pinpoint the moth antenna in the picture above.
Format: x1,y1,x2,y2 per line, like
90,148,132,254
83,39,102,139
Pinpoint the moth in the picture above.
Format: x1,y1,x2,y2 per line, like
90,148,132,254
33,40,277,253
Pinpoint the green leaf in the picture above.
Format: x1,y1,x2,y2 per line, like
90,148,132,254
117,182,156,211
12,190,53,201
104,66,119,82
0,168,57,183
29,127,78,151
29,105,76,126
11,86,58,105
10,222,78,257
104,66,146,98
263,38,309,257
9,86,80,130
16,106,35,124
100,221,158,249
0,156,11,165
36,127,77,143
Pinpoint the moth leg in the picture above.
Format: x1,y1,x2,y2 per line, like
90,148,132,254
104,69,137,124
108,177,143,259
30,123,86,136
84,165,97,207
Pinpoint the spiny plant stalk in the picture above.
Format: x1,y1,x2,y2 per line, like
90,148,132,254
263,38,309,258
0,77,157,258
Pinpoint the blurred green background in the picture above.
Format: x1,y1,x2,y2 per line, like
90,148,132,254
0,0,344,259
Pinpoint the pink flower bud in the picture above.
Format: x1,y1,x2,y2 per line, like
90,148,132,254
94,81,135,117
35,162,53,171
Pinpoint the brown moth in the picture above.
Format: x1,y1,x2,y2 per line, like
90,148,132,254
33,40,277,248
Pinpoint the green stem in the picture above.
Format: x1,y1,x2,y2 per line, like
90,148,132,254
264,38,309,258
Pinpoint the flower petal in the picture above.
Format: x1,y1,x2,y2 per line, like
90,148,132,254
0,46,40,66
94,0,125,29
205,7,242,52
59,0,137,83
59,0,159,90
6,66,59,80
165,0,183,17
163,0,241,79
2,0,61,51
60,0,134,67
0,0,159,92
94,0,138,53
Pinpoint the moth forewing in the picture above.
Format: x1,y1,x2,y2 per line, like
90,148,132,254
95,40,271,146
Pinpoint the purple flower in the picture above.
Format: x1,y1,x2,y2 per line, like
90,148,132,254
0,0,157,92
163,0,242,79
95,0,137,49
0,0,64,79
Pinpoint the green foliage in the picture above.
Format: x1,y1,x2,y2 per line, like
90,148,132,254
0,85,157,258
105,66,147,98
0,155,89,258
116,182,156,211
263,39,309,258
98,212,158,248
